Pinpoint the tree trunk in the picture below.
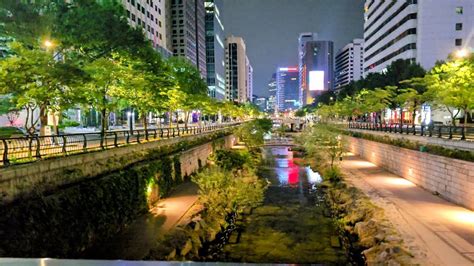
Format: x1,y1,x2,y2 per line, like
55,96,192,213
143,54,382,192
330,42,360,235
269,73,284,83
39,105,49,136
101,108,107,135
399,108,404,133
184,111,189,130
24,106,31,136
52,110,59,136
142,113,148,140
463,108,468,126
168,109,172,128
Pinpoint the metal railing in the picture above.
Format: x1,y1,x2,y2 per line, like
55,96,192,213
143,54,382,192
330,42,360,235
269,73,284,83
348,122,474,141
0,123,241,167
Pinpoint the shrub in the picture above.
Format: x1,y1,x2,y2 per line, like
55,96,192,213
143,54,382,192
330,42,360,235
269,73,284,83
323,166,343,183
214,150,251,171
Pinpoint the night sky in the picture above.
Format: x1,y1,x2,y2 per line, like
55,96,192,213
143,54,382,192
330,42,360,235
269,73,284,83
221,0,365,97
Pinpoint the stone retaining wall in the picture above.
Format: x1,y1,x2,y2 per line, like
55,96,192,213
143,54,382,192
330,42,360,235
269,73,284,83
348,129,474,152
347,136,474,210
0,131,235,203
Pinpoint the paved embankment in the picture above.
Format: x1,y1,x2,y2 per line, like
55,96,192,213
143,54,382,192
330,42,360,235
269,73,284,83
84,182,199,260
341,154,474,265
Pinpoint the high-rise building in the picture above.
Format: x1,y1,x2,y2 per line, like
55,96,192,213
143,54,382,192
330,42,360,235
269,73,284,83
123,0,171,57
335,39,364,89
254,97,268,112
298,33,318,105
276,67,300,112
267,73,277,113
167,0,207,77
298,33,334,106
204,0,226,100
225,36,251,103
246,58,254,101
363,0,473,75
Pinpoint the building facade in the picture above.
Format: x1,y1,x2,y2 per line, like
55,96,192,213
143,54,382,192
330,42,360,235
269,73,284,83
225,36,251,103
167,0,207,77
363,0,473,75
204,0,226,100
267,73,277,113
299,37,334,106
254,97,268,112
276,67,300,112
123,0,171,56
246,58,254,102
335,39,364,89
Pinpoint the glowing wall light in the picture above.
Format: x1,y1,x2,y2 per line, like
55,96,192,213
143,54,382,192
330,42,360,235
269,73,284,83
309,71,324,91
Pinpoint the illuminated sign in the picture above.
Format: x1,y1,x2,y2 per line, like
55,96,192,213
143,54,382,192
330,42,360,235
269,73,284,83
279,67,298,72
309,71,325,91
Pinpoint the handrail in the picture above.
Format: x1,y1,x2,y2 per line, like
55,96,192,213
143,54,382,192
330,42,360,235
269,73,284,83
347,121,474,142
0,122,242,167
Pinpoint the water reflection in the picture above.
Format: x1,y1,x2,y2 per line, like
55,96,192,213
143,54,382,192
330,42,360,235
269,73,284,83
270,147,321,187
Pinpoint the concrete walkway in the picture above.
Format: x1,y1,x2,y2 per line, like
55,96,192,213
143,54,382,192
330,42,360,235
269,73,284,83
341,154,474,265
84,182,199,260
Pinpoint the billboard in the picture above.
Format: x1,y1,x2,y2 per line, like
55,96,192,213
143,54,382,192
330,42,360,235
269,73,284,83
309,71,324,91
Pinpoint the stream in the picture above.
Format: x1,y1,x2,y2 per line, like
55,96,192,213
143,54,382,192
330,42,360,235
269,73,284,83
206,146,349,264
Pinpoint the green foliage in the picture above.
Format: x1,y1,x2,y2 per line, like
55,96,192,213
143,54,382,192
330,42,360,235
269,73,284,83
151,151,268,260
294,109,306,117
423,54,474,125
235,118,273,149
299,124,346,180
323,166,343,183
58,119,80,129
346,130,474,162
214,150,250,171
1,0,258,138
0,131,229,257
0,127,23,138
193,166,265,216
313,59,426,122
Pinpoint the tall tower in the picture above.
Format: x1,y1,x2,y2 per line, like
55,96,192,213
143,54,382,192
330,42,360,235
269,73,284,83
335,39,364,90
276,67,300,112
122,0,171,57
298,33,334,106
167,0,207,77
205,0,226,99
363,0,473,75
225,36,250,103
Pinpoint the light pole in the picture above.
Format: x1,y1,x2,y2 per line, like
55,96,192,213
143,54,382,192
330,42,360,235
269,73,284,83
127,109,134,134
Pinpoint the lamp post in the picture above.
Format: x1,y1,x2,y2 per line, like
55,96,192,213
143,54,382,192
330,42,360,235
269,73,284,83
127,109,134,135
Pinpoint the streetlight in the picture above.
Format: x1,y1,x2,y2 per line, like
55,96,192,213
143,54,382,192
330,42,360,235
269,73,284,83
455,48,468,58
127,110,134,134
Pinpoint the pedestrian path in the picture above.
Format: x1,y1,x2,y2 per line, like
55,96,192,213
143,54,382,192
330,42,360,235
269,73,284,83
84,182,199,260
341,154,474,265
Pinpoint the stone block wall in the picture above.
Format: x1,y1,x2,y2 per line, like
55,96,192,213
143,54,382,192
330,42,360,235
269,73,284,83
0,132,236,203
348,136,474,210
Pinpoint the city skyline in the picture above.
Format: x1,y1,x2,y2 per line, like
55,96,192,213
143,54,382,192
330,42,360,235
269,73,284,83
221,0,365,97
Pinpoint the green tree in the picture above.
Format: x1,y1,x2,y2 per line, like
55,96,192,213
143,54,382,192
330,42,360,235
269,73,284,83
0,42,85,135
0,0,57,48
83,56,128,137
363,86,395,125
235,118,272,149
0,96,20,126
167,57,208,129
300,124,346,182
424,55,474,129
54,0,149,60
